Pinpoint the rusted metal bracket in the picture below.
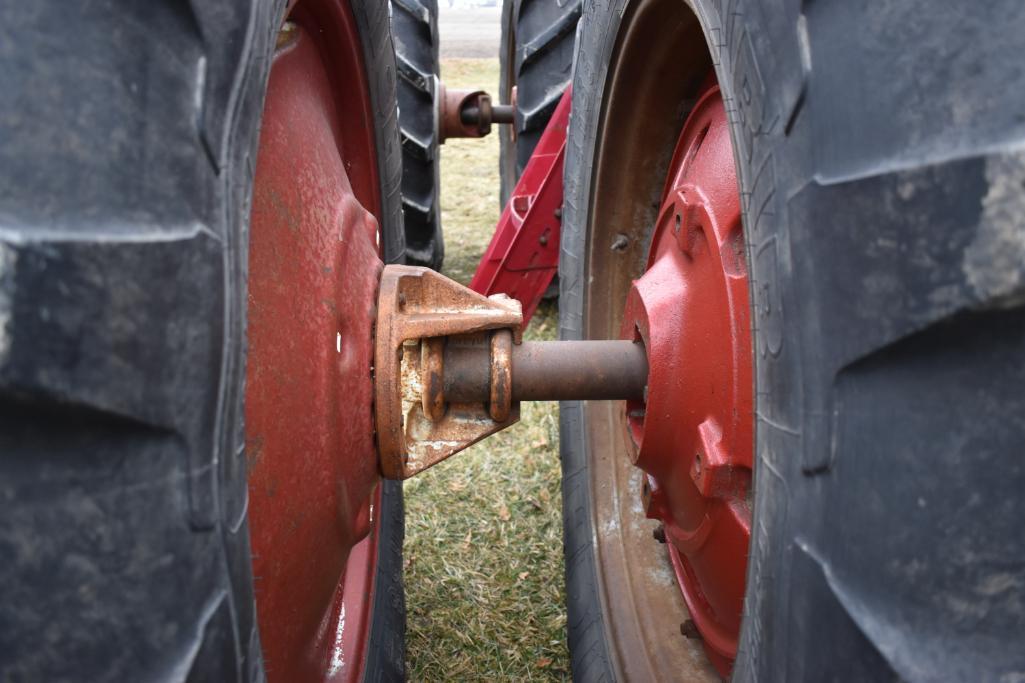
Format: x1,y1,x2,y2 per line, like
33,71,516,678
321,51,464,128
375,265,523,479
439,84,513,142
374,265,648,480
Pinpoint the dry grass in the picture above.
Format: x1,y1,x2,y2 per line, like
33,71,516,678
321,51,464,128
403,58,569,681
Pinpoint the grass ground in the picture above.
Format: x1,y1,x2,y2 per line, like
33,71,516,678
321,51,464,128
403,58,569,681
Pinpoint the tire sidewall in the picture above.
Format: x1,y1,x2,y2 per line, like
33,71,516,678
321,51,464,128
499,0,580,206
391,0,444,269
498,0,517,206
559,0,792,679
247,0,408,678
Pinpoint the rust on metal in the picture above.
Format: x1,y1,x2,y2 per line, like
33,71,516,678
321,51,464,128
375,265,651,480
374,265,523,479
488,329,514,422
482,103,514,125
421,336,446,422
511,340,646,401
440,339,648,403
439,84,506,141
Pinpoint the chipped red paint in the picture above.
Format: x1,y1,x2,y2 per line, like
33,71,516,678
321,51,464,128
621,82,753,677
245,2,384,680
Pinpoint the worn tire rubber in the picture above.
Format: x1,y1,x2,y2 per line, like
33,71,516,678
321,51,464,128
498,0,581,206
392,0,444,270
0,1,405,681
560,0,1025,681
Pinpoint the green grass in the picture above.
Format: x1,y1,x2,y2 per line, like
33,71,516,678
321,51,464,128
403,58,568,681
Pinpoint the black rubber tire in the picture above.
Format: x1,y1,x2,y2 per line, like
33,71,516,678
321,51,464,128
0,1,405,681
392,0,444,270
498,0,581,206
560,1,1025,681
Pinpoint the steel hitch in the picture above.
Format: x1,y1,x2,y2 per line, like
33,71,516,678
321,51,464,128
439,84,514,142
375,265,648,479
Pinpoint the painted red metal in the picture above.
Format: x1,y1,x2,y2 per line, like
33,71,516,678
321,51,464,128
621,83,752,677
245,3,384,681
469,87,570,322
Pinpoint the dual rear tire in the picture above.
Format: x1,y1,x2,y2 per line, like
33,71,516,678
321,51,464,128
499,0,582,204
3,0,1025,680
559,0,1025,680
0,1,405,680
392,0,445,270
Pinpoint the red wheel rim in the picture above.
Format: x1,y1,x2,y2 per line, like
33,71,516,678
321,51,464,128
621,80,752,677
244,3,385,681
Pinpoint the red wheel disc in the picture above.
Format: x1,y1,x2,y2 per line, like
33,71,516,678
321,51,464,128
621,82,752,677
244,3,385,681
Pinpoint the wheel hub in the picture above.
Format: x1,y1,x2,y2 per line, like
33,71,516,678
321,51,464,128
373,264,648,479
245,5,386,680
621,83,752,675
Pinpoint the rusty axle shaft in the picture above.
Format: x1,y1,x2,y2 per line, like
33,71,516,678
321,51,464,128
461,103,514,127
442,339,647,403
375,266,649,479
440,85,514,142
